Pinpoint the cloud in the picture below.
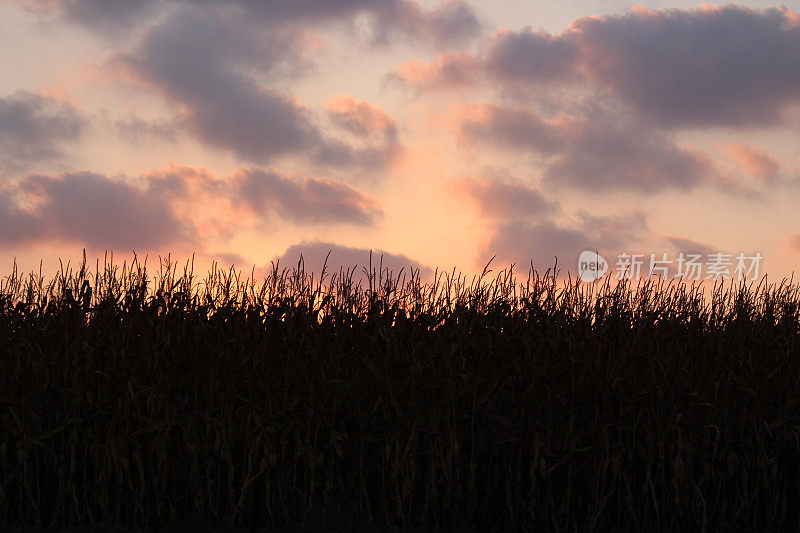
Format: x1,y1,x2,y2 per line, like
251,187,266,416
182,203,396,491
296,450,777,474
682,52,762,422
323,94,404,168
187,0,483,48
141,163,384,251
325,94,397,140
232,168,382,226
13,0,482,48
0,185,47,244
484,27,579,84
454,173,646,273
385,53,479,91
541,107,715,193
458,103,561,154
574,209,647,248
208,251,249,268
6,0,160,36
0,162,382,251
54,0,160,36
479,210,647,273
142,164,242,242
275,240,433,283
665,236,718,258
369,0,482,49
0,91,86,173
453,175,558,219
459,102,716,193
723,144,780,180
482,220,595,272
396,6,800,128
229,0,483,49
111,112,179,144
114,7,401,171
10,2,471,174
569,5,800,127
116,7,324,163
144,163,382,233
1,171,195,249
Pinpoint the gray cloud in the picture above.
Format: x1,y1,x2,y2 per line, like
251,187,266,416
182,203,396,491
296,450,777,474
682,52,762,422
455,175,558,219
116,6,402,171
59,0,160,36
7,0,160,36
118,7,321,163
144,164,383,229
0,171,195,249
570,6,800,127
275,240,433,283
484,27,578,84
233,168,382,225
0,189,47,244
9,1,469,171
371,0,481,48
542,108,714,193
480,210,647,274
455,173,646,273
15,0,482,48
203,0,483,48
0,163,379,250
396,6,800,128
209,251,249,268
460,103,716,193
481,220,595,272
665,236,718,258
0,91,86,173
111,113,179,144
459,103,561,155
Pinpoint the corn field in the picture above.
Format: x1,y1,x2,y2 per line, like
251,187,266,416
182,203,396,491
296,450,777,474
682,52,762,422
2,253,800,531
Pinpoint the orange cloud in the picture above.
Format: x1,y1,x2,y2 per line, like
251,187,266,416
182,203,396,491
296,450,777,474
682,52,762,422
723,143,780,179
386,53,477,91
143,164,246,241
144,164,383,236
324,94,396,137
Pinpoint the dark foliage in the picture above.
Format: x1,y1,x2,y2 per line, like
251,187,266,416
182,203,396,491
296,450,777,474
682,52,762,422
2,252,800,531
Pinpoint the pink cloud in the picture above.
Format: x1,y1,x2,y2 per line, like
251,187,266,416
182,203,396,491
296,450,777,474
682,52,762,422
385,53,478,91
325,94,397,138
723,144,780,180
451,175,558,219
0,164,383,252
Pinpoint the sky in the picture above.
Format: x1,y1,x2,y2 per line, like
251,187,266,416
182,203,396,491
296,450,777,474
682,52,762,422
0,0,798,283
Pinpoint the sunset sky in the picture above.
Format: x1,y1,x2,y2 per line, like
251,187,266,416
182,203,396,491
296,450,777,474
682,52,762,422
1,0,798,282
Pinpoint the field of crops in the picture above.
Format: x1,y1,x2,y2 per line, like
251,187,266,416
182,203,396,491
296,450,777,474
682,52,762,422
2,253,800,531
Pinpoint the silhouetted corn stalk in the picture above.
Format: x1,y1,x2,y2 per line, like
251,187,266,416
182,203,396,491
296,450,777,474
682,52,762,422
1,253,800,530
